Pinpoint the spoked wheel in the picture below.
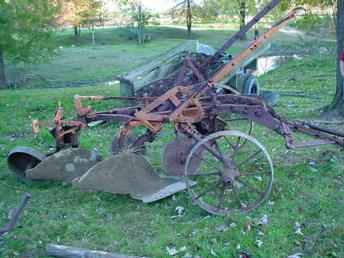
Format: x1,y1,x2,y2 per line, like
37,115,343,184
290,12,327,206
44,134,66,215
184,130,273,216
225,113,253,135
224,113,254,149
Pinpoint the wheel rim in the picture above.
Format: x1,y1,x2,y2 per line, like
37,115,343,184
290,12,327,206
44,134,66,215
244,76,260,96
184,130,273,216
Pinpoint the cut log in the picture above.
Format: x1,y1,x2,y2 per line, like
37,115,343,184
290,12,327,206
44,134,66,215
46,244,147,258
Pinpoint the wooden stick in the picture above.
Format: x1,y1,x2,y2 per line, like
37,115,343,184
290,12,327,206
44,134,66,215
0,192,31,237
46,244,147,258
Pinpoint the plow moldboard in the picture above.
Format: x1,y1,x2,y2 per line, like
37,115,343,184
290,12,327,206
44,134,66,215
7,146,46,179
75,152,193,203
26,148,100,182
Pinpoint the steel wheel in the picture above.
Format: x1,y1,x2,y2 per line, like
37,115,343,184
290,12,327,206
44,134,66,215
225,113,253,133
184,130,273,216
225,113,253,147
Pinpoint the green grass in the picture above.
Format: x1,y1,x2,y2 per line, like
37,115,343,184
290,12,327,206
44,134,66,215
1,26,344,258
7,26,244,89
6,24,336,89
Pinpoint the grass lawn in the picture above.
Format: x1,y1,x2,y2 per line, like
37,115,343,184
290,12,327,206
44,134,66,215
6,26,242,89
5,25,336,89
0,26,343,258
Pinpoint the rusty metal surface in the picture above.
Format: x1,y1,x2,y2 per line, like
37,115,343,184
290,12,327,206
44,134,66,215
111,130,155,155
44,1,302,153
212,0,282,61
26,148,101,182
75,152,191,203
162,135,202,177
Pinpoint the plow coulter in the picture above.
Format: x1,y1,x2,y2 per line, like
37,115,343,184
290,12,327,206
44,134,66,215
7,3,344,216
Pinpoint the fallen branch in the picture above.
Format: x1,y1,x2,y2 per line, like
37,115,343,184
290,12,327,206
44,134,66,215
46,244,147,258
0,192,31,237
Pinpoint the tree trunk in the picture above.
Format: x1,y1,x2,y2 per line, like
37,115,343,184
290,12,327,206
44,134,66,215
91,25,96,45
186,0,192,39
239,0,247,40
137,4,144,44
332,2,337,30
74,25,78,36
0,49,6,88
331,0,344,114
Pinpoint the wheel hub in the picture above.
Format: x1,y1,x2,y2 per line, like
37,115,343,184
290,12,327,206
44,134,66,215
222,157,240,183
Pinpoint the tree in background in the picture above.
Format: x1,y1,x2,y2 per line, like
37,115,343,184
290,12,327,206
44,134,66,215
193,0,271,40
203,0,268,40
119,0,152,44
0,0,58,88
56,0,103,36
285,0,343,115
56,0,87,36
171,0,195,38
297,0,343,113
186,0,192,38
238,0,249,39
332,0,344,113
79,0,104,44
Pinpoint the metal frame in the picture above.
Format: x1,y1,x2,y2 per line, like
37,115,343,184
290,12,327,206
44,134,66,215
29,2,344,215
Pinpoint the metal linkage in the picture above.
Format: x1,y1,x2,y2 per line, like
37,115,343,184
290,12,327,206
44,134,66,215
283,120,344,149
211,8,303,83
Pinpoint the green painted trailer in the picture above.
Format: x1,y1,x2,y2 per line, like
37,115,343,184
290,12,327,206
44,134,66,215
118,40,271,97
